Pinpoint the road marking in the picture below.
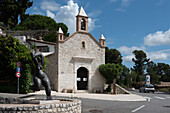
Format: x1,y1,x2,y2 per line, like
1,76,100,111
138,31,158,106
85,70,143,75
145,97,152,102
144,96,153,100
154,96,165,100
165,97,170,99
132,105,145,112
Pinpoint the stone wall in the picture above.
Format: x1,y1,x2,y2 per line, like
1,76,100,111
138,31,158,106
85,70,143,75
46,45,59,91
0,98,81,113
58,32,105,92
46,31,105,92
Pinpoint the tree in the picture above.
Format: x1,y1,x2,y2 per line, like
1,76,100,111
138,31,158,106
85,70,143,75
105,47,123,64
132,50,150,78
146,61,159,84
156,63,170,82
0,0,33,28
13,15,69,37
0,35,32,93
99,63,123,91
121,65,130,85
43,32,58,43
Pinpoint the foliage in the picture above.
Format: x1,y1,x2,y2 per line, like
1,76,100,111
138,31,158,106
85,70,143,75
105,47,123,64
146,61,159,84
43,32,58,42
13,15,69,37
0,35,32,93
117,65,129,86
99,63,123,84
158,88,170,92
129,69,137,83
19,64,32,93
0,0,33,28
13,15,56,30
156,63,170,82
132,50,150,76
122,65,130,76
124,75,129,86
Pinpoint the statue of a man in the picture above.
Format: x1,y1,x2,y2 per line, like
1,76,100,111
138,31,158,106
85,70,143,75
30,52,51,99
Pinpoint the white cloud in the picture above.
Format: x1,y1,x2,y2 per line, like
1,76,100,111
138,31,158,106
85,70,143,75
118,46,146,62
33,7,38,10
47,10,55,18
118,46,146,55
88,18,100,32
121,0,133,7
148,52,168,61
118,45,170,62
148,49,170,61
41,1,60,11
48,0,78,34
31,11,44,15
112,0,134,12
144,29,170,46
88,10,102,17
123,55,134,62
46,0,97,34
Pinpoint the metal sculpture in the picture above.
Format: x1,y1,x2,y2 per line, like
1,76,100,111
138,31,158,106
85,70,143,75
30,52,51,99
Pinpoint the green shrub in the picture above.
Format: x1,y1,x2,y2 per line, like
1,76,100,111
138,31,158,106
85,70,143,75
0,35,32,93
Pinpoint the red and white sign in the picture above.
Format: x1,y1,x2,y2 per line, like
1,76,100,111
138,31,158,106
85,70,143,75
17,61,21,67
16,72,21,78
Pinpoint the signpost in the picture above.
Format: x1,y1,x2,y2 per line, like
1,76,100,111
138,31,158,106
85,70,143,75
17,61,21,67
16,61,21,94
16,72,21,78
146,74,150,84
17,67,21,72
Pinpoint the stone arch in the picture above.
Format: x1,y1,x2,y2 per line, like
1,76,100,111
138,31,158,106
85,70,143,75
77,67,89,90
81,18,86,30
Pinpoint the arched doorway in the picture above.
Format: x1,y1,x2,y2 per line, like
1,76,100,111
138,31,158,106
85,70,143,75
77,67,88,90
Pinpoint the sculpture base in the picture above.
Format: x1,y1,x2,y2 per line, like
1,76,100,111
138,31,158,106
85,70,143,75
0,95,81,113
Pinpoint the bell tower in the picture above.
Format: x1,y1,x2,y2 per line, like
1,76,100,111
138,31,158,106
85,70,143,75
99,34,106,47
57,27,64,42
76,6,89,32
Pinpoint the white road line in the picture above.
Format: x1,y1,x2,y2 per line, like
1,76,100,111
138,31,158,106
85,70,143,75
165,97,170,99
154,96,165,100
145,97,151,102
132,105,145,112
144,97,153,100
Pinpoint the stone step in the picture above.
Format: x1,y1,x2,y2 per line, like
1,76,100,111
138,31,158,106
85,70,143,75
75,90,89,93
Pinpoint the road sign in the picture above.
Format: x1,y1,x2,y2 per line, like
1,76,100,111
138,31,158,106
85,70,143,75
146,75,150,84
16,72,21,78
17,67,21,72
17,61,21,67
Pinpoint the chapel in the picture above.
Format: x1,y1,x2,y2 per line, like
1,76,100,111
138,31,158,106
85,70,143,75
47,6,106,92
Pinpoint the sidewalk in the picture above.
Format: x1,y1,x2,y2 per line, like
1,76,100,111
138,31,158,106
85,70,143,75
29,90,147,101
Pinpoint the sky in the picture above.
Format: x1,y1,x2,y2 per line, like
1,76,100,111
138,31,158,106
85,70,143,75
26,0,170,68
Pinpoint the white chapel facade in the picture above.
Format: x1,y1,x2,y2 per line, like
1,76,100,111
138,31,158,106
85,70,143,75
47,6,106,92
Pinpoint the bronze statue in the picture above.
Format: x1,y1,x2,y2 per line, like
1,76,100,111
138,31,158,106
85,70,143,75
30,52,51,99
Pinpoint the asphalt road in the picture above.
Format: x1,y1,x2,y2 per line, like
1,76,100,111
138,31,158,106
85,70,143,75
81,90,170,113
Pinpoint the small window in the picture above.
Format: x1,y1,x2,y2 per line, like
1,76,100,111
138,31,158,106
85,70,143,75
37,46,49,52
60,35,62,40
82,41,85,48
